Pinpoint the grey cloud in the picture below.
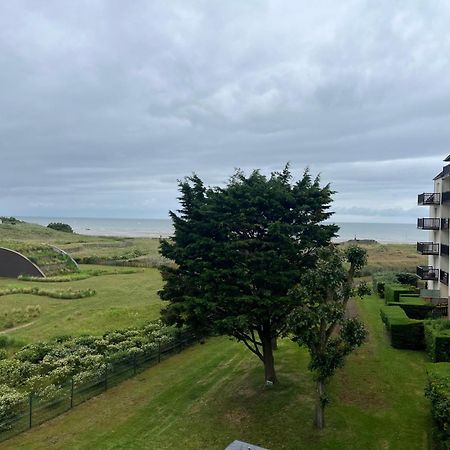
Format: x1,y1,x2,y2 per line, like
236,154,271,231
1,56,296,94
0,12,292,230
1,0,450,220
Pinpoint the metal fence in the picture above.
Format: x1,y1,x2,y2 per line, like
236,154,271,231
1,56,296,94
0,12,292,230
0,333,195,443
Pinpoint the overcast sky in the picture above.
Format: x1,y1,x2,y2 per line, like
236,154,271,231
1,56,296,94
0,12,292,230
1,0,449,223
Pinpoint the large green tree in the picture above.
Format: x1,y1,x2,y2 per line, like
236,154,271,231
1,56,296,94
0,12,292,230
289,245,370,429
159,166,338,384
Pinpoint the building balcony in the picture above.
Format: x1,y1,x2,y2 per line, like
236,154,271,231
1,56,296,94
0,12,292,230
441,270,449,286
417,266,439,281
442,218,450,230
442,244,450,256
417,242,439,255
418,193,441,205
417,218,441,230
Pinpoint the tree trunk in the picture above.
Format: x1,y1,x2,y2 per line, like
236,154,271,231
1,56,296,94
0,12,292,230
315,380,325,429
271,336,278,351
261,333,277,384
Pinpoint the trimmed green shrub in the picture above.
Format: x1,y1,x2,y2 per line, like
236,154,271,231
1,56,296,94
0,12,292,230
380,305,424,349
384,284,416,303
425,320,450,362
392,296,435,320
425,363,450,449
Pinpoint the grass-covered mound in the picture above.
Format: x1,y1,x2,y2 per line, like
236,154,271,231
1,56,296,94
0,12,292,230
426,363,450,449
0,241,77,276
380,305,424,349
425,320,450,363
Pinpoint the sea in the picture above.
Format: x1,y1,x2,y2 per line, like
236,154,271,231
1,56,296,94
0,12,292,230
18,217,424,244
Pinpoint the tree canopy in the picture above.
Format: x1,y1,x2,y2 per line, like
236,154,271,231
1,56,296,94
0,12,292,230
159,166,338,383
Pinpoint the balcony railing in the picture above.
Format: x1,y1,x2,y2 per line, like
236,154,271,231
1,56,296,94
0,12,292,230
441,270,449,286
442,244,450,256
417,266,439,281
418,193,441,205
417,242,439,255
443,192,450,203
417,218,441,230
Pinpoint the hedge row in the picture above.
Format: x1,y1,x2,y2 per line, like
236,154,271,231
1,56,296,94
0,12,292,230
425,363,450,449
391,295,435,320
425,320,450,363
384,284,416,303
380,305,424,349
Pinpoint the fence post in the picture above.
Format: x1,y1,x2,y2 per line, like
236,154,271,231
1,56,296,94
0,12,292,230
28,394,33,429
158,341,161,363
70,377,74,408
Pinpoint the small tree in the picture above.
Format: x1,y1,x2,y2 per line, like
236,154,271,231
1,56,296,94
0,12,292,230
289,245,370,428
159,166,338,384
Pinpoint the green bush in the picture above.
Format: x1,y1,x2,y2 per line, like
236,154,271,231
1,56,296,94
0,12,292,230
0,385,26,431
380,305,424,349
384,284,416,303
396,273,418,286
391,295,435,320
425,363,450,449
425,320,450,362
47,222,73,233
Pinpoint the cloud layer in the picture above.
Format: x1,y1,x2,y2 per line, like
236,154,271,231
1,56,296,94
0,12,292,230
1,0,449,222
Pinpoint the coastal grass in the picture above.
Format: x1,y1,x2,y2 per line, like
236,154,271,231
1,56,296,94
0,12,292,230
1,221,425,273
0,294,431,450
0,265,164,344
0,221,165,267
344,243,426,275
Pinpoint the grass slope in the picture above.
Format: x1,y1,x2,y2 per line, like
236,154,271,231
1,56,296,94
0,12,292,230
1,294,431,450
0,221,164,267
0,265,163,346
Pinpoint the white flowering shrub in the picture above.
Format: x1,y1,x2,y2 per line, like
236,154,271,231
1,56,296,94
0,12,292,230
0,319,187,426
0,385,26,431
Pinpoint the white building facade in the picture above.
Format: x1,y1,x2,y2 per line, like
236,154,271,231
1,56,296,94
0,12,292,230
417,155,450,316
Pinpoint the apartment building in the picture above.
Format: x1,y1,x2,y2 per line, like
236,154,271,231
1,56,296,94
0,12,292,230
417,155,450,314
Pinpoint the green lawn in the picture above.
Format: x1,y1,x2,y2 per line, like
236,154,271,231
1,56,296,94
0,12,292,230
0,294,431,450
0,265,164,346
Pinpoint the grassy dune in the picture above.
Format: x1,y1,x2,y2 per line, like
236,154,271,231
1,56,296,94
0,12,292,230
0,294,430,450
0,221,164,267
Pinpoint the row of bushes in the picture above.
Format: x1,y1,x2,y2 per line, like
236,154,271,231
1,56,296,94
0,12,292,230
384,284,416,303
0,321,179,431
425,320,450,363
426,363,450,449
375,274,450,448
373,272,418,298
0,287,95,300
380,297,446,352
380,305,425,349
18,268,139,283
